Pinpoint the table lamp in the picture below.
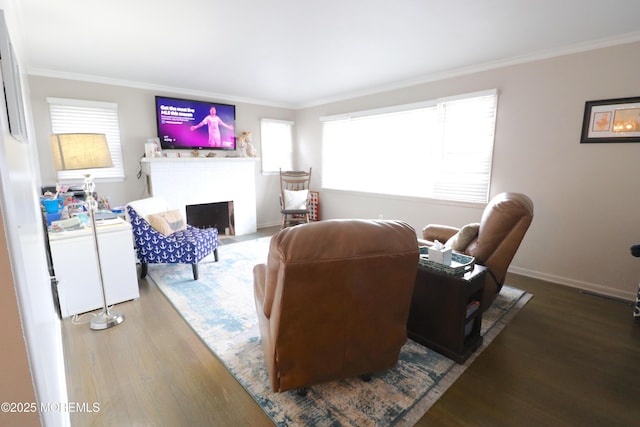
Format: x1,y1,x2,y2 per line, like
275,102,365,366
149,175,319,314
50,133,125,330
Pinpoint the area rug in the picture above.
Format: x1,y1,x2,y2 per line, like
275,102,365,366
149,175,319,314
147,237,532,426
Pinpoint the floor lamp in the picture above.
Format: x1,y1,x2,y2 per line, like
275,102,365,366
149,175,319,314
50,133,125,330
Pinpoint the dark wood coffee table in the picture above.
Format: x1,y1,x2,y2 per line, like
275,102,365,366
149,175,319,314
407,263,487,363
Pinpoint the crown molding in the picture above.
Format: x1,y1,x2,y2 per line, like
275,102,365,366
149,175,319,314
27,31,640,111
26,68,296,109
296,31,640,109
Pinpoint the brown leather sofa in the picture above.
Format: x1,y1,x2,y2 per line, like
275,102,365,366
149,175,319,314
419,192,533,311
253,219,420,392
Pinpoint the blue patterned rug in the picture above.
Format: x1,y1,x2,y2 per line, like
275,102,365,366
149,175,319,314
147,237,531,426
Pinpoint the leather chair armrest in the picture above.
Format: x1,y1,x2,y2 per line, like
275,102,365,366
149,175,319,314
417,238,432,247
422,224,459,243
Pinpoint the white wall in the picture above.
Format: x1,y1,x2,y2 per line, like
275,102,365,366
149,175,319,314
28,42,640,301
0,2,69,426
296,41,640,301
28,77,296,228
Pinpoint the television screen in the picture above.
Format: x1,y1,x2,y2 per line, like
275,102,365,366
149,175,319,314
155,96,236,150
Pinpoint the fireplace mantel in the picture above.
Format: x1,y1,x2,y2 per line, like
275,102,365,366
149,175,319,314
141,156,259,165
141,156,258,235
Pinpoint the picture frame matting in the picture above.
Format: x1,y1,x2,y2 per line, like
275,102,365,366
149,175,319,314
580,96,640,144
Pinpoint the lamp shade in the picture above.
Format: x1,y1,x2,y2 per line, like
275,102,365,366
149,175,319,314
50,133,113,171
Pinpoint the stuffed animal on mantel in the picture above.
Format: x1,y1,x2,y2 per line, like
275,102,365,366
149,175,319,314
237,131,257,157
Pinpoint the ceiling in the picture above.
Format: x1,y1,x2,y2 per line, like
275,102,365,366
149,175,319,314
15,0,640,108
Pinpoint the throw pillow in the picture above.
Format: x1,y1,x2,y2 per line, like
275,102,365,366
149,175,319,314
284,189,309,210
445,223,480,251
148,209,187,236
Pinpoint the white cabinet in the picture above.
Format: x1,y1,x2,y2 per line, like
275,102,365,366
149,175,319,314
49,220,139,317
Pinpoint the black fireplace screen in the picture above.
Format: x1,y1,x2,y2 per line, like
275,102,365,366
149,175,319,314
186,201,235,235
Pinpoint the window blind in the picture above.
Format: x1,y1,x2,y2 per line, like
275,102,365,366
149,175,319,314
260,118,293,173
321,89,497,203
47,97,125,182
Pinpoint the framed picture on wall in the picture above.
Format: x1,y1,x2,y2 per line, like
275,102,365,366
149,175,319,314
580,96,640,143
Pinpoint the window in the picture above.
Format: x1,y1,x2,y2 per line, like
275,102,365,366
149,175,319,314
260,118,293,173
47,97,125,182
321,89,497,203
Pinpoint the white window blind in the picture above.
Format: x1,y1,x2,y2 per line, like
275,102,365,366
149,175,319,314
260,118,293,173
321,89,497,203
47,97,125,182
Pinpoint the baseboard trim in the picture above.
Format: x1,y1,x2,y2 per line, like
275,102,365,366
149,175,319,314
508,265,635,302
257,220,281,229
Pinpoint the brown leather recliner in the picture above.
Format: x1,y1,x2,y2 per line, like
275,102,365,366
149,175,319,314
419,192,533,311
253,219,420,393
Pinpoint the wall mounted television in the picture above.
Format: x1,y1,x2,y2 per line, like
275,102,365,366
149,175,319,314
155,96,236,150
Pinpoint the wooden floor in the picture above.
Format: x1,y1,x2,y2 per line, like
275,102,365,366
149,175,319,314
62,227,640,426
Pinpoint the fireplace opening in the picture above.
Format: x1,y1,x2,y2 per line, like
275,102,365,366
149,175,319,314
186,201,235,236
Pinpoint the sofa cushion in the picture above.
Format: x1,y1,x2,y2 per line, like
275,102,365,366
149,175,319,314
445,223,480,251
147,209,187,236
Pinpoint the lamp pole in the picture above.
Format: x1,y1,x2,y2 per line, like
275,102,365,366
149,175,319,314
83,173,125,330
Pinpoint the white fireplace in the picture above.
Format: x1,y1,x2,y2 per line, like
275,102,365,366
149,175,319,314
141,157,258,235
